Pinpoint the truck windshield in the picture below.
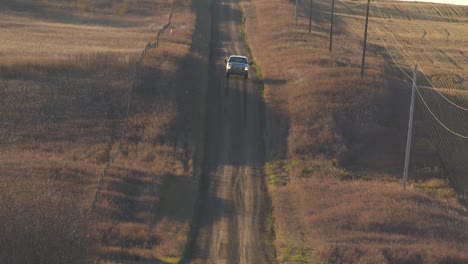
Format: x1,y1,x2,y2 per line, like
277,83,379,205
229,57,247,64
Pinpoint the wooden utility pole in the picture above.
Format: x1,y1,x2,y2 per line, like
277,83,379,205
309,0,313,33
403,64,418,190
361,0,371,78
329,0,335,51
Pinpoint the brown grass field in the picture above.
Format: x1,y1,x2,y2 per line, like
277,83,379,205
242,0,468,262
0,0,203,263
2,0,468,263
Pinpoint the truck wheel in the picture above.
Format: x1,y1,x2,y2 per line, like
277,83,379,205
244,74,248,80
226,73,230,78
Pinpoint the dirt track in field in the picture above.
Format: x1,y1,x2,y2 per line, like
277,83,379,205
189,0,270,263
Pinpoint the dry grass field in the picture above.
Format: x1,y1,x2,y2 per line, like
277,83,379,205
364,1,468,195
0,0,202,263
242,0,468,262
313,0,468,194
336,0,468,82
3,0,467,262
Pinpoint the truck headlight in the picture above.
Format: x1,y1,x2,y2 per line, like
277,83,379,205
227,65,231,69
244,66,249,71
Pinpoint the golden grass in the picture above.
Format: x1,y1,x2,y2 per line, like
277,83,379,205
242,0,468,262
275,176,467,263
353,2,468,196
335,1,468,86
0,17,148,61
0,0,172,63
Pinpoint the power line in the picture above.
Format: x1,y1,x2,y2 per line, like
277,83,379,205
416,89,468,190
373,1,468,111
369,7,468,139
369,8,413,79
369,1,468,194
415,85,468,139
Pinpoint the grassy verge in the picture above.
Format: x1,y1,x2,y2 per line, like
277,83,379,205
240,11,263,80
238,3,280,262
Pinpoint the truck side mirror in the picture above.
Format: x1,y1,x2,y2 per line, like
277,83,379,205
224,59,227,63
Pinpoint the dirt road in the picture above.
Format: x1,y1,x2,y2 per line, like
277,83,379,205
189,0,270,263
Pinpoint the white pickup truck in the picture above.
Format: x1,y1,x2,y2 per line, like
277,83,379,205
225,55,251,79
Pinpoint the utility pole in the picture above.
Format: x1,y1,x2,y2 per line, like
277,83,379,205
403,64,418,190
329,0,335,51
309,0,313,33
295,0,298,25
361,0,371,78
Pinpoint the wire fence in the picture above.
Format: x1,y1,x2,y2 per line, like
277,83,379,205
89,8,175,214
368,0,468,196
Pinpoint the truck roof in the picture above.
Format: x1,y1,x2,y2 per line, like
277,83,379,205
229,55,248,59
